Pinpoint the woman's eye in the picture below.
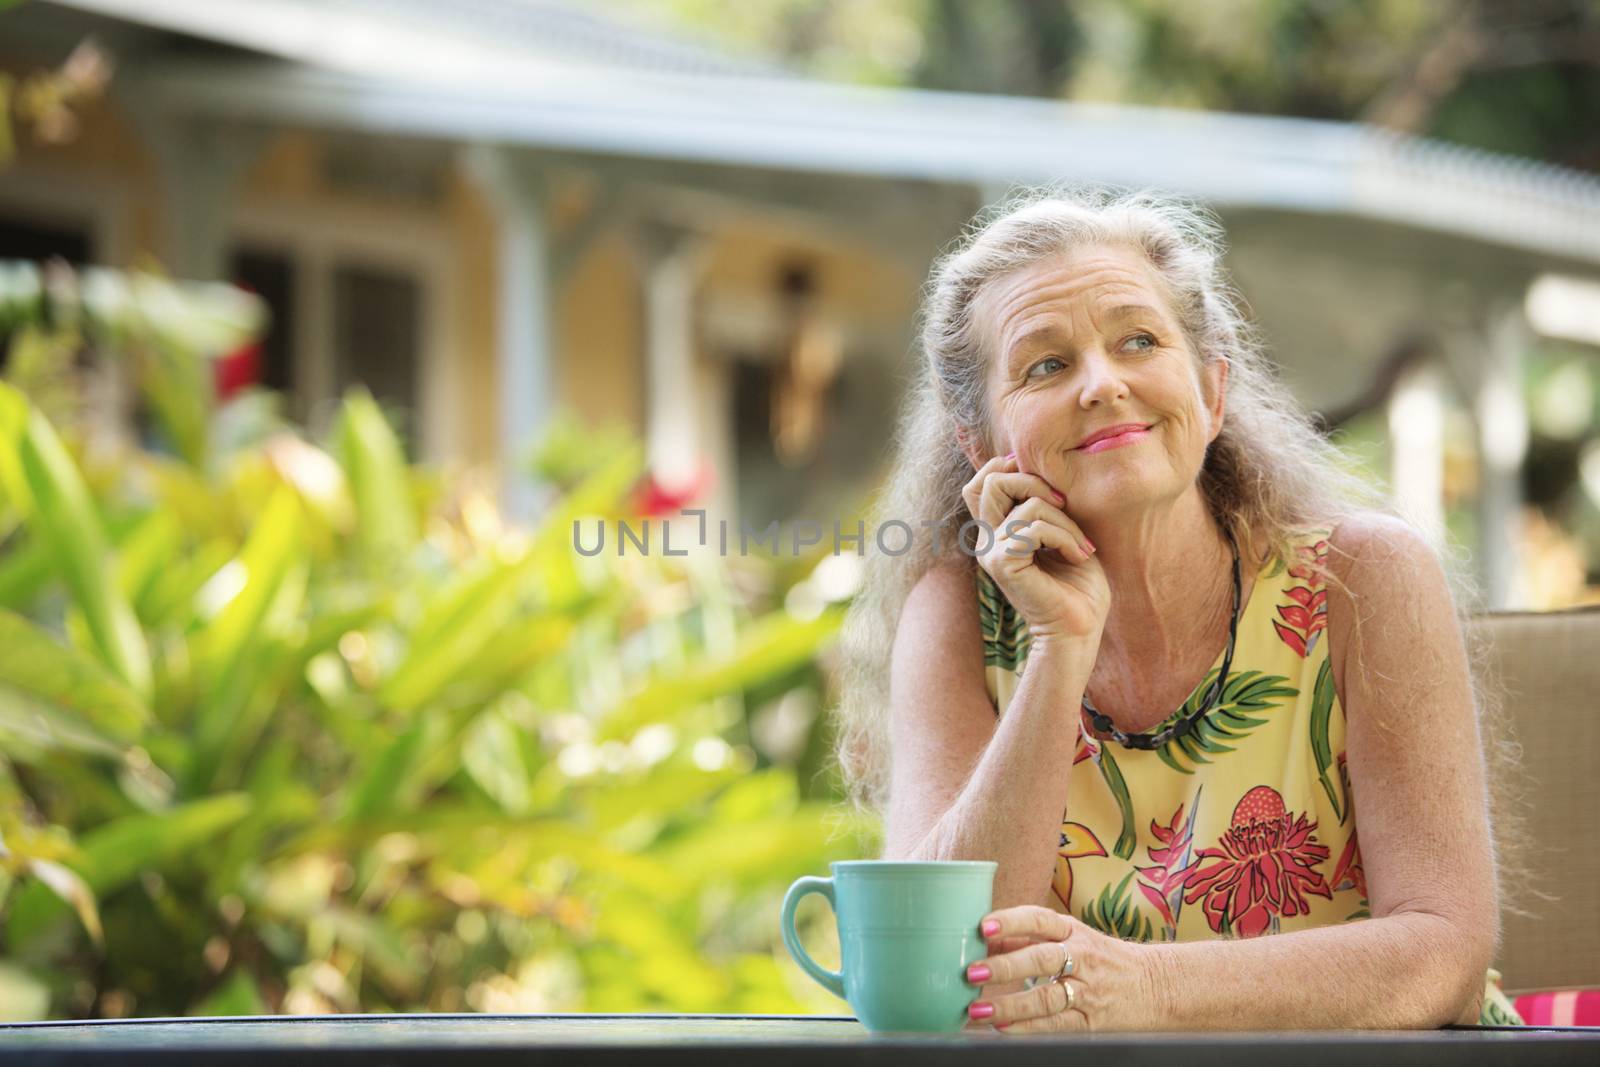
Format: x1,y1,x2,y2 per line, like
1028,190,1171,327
1028,357,1065,378
1123,333,1156,352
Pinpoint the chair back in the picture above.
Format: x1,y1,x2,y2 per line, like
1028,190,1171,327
1469,605,1600,993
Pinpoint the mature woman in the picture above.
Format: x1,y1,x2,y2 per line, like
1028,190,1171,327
833,186,1525,1031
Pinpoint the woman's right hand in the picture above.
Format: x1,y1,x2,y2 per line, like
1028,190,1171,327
961,453,1110,649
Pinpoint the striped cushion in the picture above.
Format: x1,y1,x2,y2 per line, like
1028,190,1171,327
1512,989,1600,1027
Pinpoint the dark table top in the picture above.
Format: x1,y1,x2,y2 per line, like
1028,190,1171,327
2,1013,1596,1065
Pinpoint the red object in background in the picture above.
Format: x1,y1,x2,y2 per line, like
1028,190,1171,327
213,338,261,402
1513,989,1600,1027
631,459,713,518
216,278,264,402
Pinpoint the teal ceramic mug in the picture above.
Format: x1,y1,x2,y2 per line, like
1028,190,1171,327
780,860,997,1033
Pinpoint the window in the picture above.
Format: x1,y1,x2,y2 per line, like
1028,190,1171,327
331,262,420,444
229,205,441,457
230,248,296,396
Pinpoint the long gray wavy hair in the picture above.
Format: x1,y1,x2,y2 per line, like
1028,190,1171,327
829,183,1533,913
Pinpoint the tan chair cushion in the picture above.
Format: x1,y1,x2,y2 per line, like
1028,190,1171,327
1468,605,1600,994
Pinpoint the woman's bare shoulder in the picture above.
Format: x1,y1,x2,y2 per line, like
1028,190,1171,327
1323,509,1452,699
1323,510,1444,604
899,559,981,638
891,560,985,703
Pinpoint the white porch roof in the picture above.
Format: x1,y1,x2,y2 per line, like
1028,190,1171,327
48,0,1600,267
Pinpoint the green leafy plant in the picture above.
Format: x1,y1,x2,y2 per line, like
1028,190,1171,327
0,264,871,1019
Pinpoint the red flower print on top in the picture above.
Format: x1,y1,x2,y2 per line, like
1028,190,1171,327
1136,800,1198,934
1178,785,1333,938
1274,537,1330,658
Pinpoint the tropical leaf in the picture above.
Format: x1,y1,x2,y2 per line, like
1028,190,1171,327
597,605,845,742
0,533,52,610
23,858,102,948
7,392,151,698
139,334,211,468
523,438,647,613
376,553,542,715
335,389,416,564
1154,670,1298,775
1079,869,1153,943
650,806,843,892
0,607,150,743
0,381,27,512
188,486,304,789
340,712,445,822
1095,747,1138,860
115,511,183,624
73,792,253,894
139,537,233,630
5,793,252,951
977,567,1030,672
1308,657,1344,822
460,705,531,815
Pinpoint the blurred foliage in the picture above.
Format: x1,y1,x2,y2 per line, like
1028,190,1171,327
0,37,112,168
626,0,1600,173
0,260,873,1020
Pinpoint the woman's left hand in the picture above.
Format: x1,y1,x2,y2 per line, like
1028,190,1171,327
965,905,1158,1033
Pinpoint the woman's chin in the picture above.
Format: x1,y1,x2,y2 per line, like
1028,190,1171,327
1064,477,1156,517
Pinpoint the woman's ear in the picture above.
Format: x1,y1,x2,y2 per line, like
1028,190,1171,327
1204,357,1229,443
955,425,989,472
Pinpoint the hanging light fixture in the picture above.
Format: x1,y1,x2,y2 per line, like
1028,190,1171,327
770,261,841,466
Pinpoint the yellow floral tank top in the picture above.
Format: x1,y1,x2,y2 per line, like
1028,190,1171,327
977,525,1523,1026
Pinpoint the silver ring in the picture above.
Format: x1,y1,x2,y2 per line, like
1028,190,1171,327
1060,977,1077,1013
1051,942,1074,982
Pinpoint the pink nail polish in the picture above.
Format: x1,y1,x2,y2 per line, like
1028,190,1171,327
1084,537,1096,552
967,964,991,983
968,1002,994,1020
995,1022,1012,1031
981,919,1000,937
1004,451,1015,460
1051,491,1065,505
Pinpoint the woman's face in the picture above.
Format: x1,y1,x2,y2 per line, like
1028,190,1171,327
967,243,1227,518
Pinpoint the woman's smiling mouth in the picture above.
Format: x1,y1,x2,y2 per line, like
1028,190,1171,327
1075,423,1154,454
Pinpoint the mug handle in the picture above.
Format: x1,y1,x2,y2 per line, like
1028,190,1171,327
780,876,846,999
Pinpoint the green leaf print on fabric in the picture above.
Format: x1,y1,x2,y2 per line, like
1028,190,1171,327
977,569,1030,672
1080,869,1154,943
1480,980,1526,1026
1153,670,1299,775
1308,657,1344,823
1095,746,1139,860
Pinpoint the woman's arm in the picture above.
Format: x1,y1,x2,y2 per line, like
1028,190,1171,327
882,562,1098,909
1143,513,1498,1029
1141,910,1485,1029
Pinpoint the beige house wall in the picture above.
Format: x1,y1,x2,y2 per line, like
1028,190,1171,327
3,87,918,523
557,230,644,437
0,78,158,266
441,164,502,470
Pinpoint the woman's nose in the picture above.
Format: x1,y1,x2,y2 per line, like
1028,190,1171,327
1077,349,1129,408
